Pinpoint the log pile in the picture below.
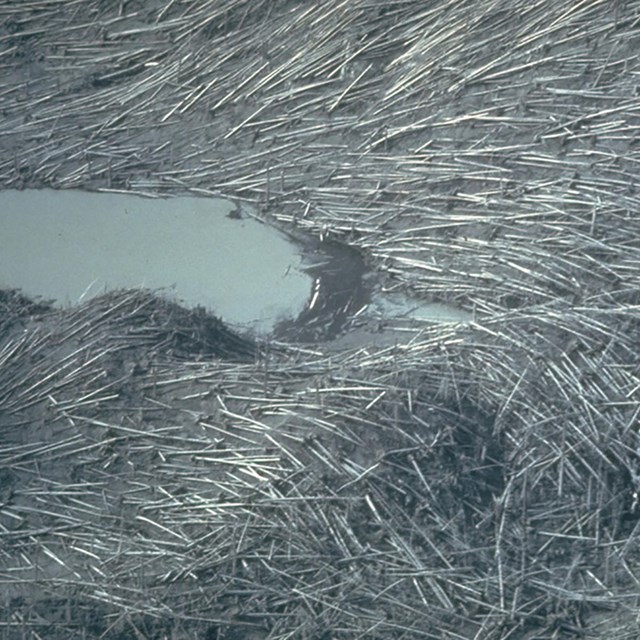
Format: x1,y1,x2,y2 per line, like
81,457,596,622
1,1,640,638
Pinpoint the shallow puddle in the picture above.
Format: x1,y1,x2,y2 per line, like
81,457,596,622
0,189,312,333
368,293,473,324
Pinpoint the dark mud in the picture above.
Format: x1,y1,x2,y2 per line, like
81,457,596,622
276,239,370,341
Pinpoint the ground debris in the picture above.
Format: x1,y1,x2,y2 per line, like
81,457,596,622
2,0,640,638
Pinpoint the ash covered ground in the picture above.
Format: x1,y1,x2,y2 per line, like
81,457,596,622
2,1,640,638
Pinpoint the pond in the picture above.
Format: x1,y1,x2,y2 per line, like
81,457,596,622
0,189,312,334
0,188,471,340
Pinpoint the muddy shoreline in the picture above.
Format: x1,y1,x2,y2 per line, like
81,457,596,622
2,1,640,638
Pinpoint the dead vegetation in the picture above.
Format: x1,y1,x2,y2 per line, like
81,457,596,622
2,0,640,638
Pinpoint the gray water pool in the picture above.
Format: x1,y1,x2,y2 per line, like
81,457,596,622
0,189,311,333
0,188,472,340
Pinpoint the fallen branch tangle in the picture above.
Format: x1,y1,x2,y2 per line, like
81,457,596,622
1,0,640,638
